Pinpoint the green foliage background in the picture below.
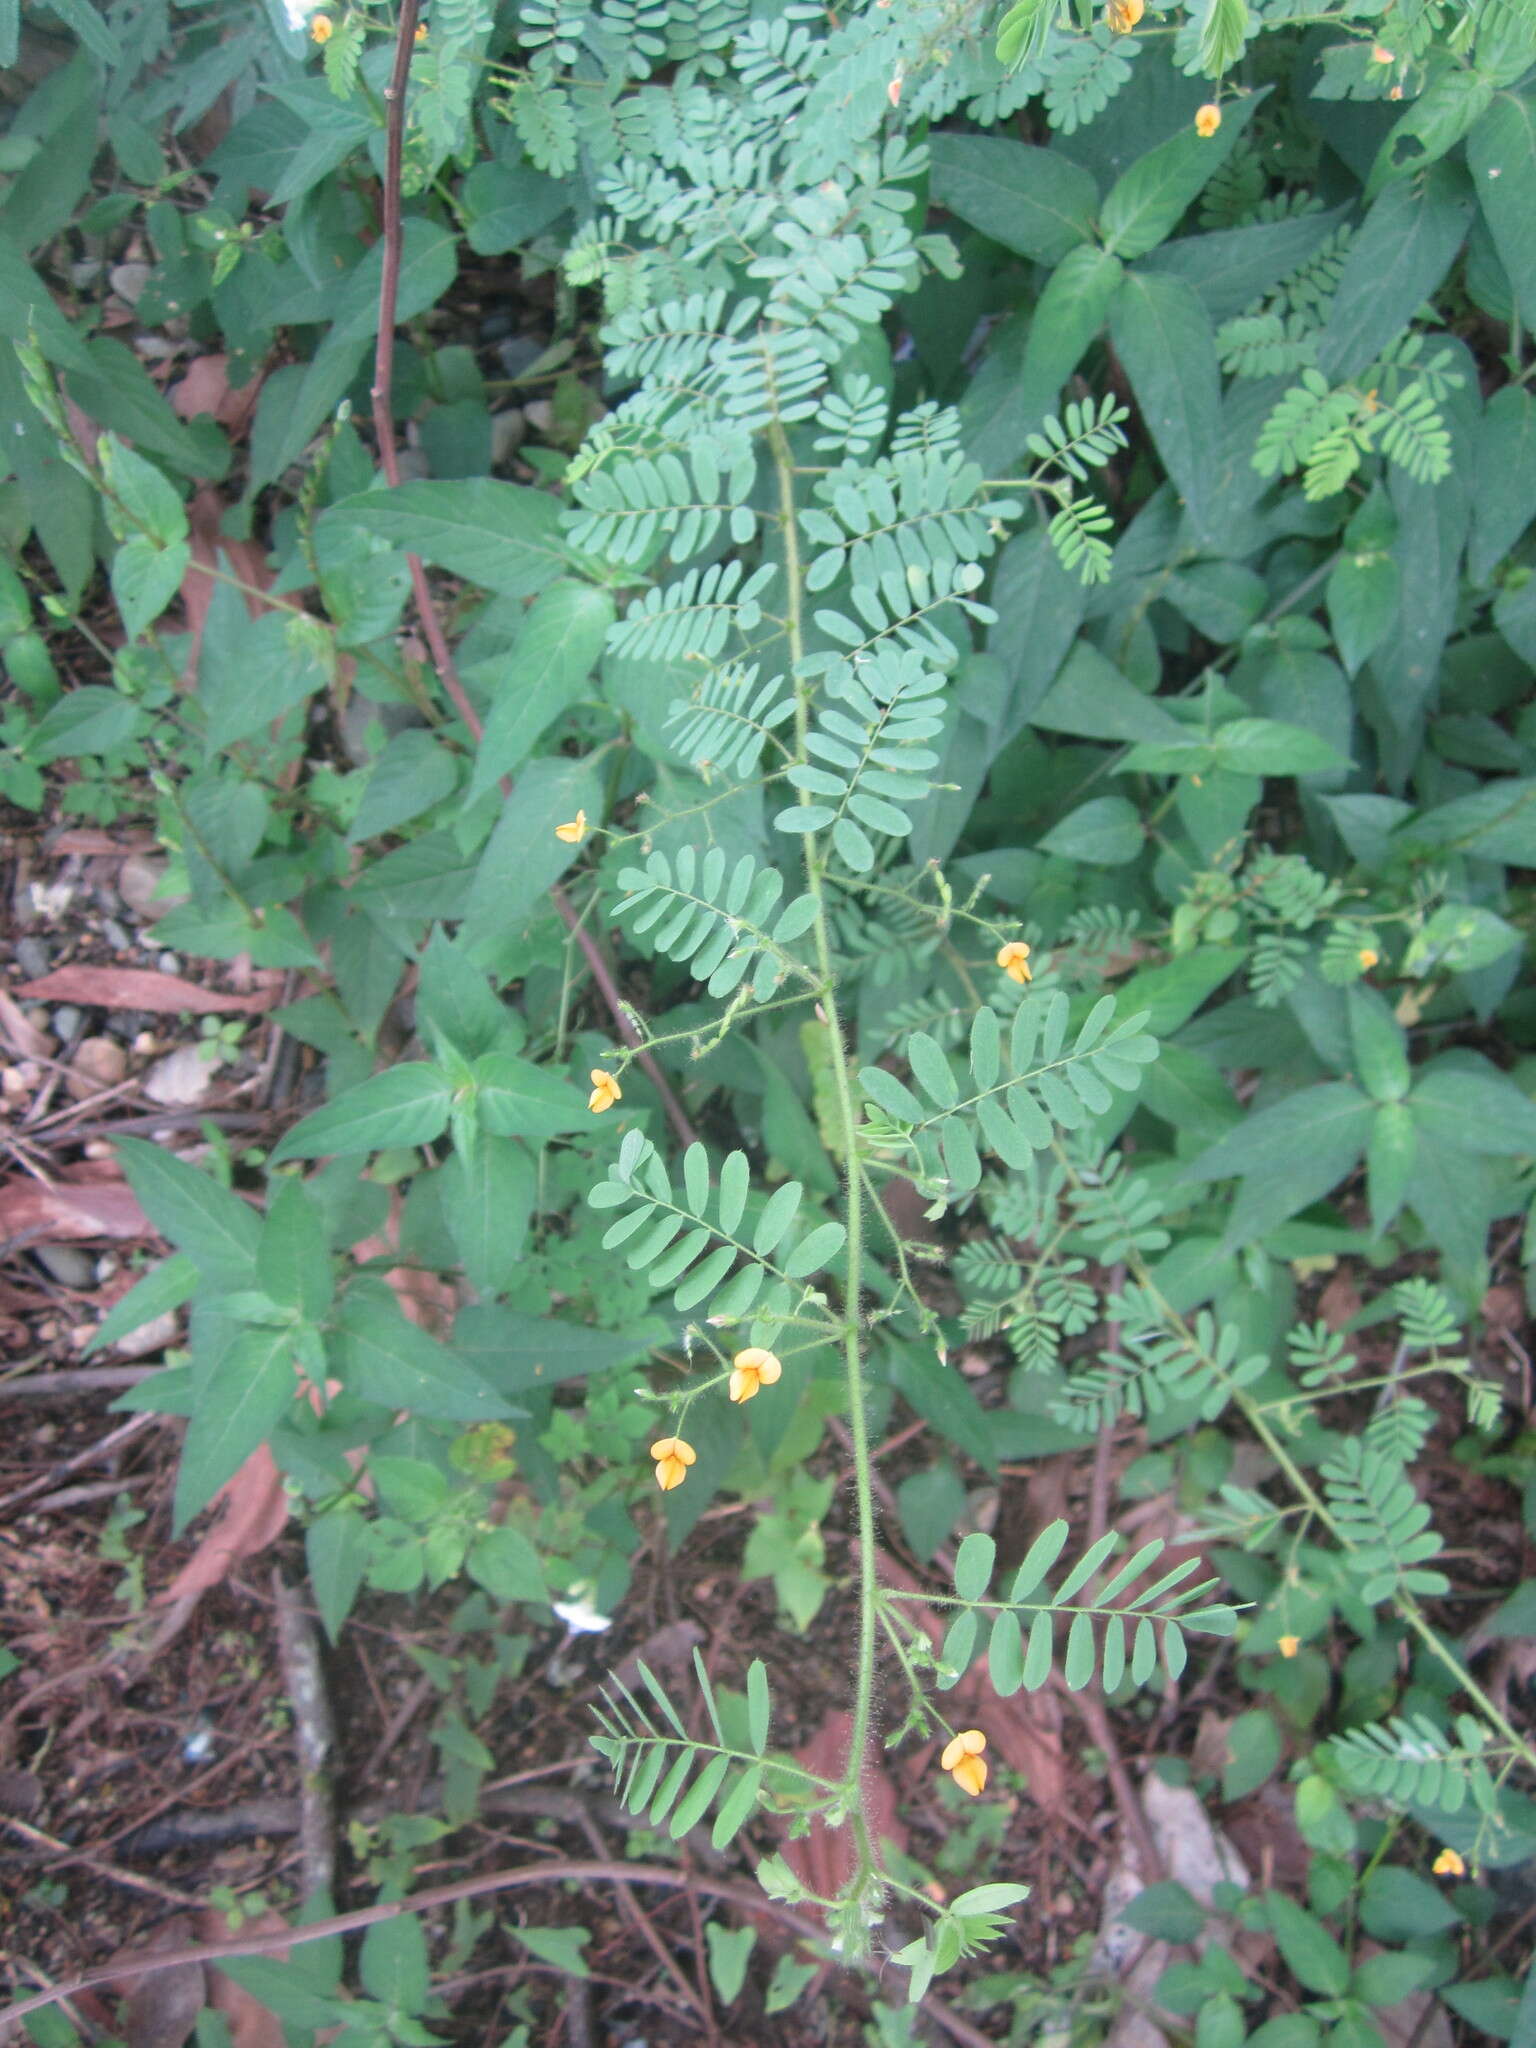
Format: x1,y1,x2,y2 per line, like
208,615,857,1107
4,0,1536,2031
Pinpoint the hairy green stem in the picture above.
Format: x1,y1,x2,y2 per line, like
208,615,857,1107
770,418,882,1899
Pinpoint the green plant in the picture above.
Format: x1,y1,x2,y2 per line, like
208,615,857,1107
5,0,1536,2034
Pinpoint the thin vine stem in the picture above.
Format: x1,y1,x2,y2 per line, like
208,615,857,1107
769,411,882,1902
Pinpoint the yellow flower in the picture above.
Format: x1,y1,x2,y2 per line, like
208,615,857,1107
1358,948,1379,971
310,12,333,39
589,1068,622,1114
1195,103,1222,137
996,941,1033,985
1278,1635,1301,1658
1106,0,1144,31
1432,1847,1465,1878
414,20,428,38
940,1729,988,1797
555,810,588,844
729,1347,782,1403
1371,43,1394,61
650,1436,696,1491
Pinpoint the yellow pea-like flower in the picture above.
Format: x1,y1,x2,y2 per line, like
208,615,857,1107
1106,0,1144,33
310,12,333,39
588,1069,622,1114
650,1436,696,1491
1277,1634,1301,1658
996,940,1033,985
1432,1847,1465,1878
729,1347,782,1403
1195,103,1222,137
940,1729,988,1797
555,809,588,844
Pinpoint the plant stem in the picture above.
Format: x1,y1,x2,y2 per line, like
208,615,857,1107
769,420,881,1898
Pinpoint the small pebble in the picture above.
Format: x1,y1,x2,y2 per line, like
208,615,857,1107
34,1244,96,1289
157,951,180,975
15,937,49,979
143,1043,210,1106
66,1037,128,1099
497,335,544,379
102,918,132,951
51,1006,83,1042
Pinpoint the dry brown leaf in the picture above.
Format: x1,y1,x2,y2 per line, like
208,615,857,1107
105,1916,206,2048
779,1710,908,1910
0,1175,148,1241
160,1445,291,1605
170,353,263,435
198,1909,294,2048
18,966,284,1014
0,992,51,1061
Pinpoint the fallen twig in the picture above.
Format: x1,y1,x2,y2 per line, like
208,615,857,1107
271,1569,336,1902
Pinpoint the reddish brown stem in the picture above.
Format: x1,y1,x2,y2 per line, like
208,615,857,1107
365,9,695,1150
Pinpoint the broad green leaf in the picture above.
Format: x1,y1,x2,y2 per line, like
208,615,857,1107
1359,1867,1462,1942
459,753,606,950
114,1136,260,1287
1408,1057,1536,1156
1016,245,1124,427
460,158,570,254
1183,1081,1375,1251
511,1924,589,1977
327,477,570,600
1469,387,1536,581
1039,795,1143,865
454,1305,663,1393
1035,640,1188,746
1140,206,1349,326
465,581,615,803
1395,775,1536,865
1110,271,1222,544
467,1523,547,1604
110,535,190,645
330,1283,513,1420
928,135,1098,265
1099,93,1259,259
1366,1100,1417,1232
1327,549,1398,676
306,1508,369,1642
704,1921,755,2003
257,1177,334,1320
251,218,455,487
173,1323,298,1530
1468,90,1536,332
1221,1707,1281,1801
25,686,146,763
1366,66,1494,197
348,730,459,843
1266,1894,1350,1996
1211,718,1349,777
359,1914,431,2012
470,1052,588,1141
198,602,332,751
271,1064,452,1161
86,1252,199,1354
1316,161,1474,381
442,1135,535,1296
